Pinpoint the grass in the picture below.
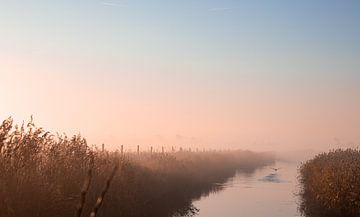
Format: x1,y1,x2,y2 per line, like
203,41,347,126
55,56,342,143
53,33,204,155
299,149,360,217
0,117,275,217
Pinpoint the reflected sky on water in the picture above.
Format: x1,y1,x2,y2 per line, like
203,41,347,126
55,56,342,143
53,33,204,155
193,161,301,217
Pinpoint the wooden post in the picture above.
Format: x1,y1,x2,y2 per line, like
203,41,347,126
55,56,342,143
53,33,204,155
137,145,140,154
102,144,105,152
172,146,175,152
162,146,164,154
121,145,123,154
150,146,153,154
180,147,183,152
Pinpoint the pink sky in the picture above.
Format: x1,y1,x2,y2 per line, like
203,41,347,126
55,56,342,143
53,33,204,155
1,56,359,152
1,1,360,152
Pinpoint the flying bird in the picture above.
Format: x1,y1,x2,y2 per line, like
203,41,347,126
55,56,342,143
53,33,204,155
271,167,281,172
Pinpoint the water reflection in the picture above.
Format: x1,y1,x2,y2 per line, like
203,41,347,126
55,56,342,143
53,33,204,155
192,162,301,217
171,167,264,217
258,173,291,183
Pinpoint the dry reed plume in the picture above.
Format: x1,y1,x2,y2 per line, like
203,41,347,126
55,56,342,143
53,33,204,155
299,149,360,217
0,117,275,217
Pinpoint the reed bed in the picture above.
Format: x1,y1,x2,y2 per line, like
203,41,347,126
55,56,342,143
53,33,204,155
0,117,274,217
299,149,360,217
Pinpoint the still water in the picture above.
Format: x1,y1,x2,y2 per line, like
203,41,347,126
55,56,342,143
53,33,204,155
193,161,301,217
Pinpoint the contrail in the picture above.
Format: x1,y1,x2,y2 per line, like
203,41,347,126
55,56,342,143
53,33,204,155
208,7,231,12
100,1,124,7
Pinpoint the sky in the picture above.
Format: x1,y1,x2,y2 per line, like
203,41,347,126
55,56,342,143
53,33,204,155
1,0,360,151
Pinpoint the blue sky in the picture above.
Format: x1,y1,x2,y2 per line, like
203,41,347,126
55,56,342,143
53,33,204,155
2,0,359,82
1,0,359,150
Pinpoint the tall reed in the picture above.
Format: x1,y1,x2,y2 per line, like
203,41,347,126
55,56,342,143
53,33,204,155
75,162,93,217
299,149,360,217
0,117,275,217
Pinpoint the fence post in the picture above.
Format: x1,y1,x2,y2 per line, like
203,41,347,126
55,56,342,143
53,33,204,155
121,145,123,154
102,144,105,152
137,145,140,155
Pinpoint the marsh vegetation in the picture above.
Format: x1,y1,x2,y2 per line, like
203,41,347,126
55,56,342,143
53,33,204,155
299,149,360,217
0,117,274,217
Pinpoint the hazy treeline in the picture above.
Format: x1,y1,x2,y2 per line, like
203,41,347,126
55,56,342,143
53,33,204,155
299,149,360,217
0,117,274,217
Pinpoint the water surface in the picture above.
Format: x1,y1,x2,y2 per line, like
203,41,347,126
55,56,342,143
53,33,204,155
193,161,301,217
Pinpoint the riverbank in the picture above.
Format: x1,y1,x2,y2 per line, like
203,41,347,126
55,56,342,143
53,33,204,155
0,117,275,217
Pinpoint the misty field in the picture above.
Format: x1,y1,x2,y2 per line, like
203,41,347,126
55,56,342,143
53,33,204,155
299,149,360,217
0,117,274,217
